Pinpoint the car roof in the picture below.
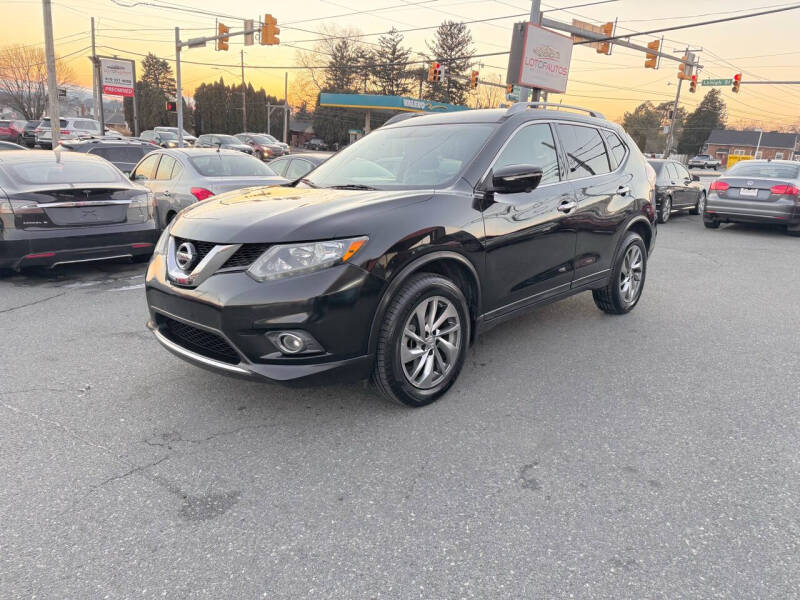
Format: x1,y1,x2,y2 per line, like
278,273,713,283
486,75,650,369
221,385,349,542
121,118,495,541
61,138,152,147
279,153,328,163
153,147,250,157
729,159,799,166
0,149,110,164
383,105,614,129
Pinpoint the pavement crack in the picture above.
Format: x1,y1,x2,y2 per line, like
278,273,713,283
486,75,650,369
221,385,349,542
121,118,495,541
143,422,280,448
0,291,66,314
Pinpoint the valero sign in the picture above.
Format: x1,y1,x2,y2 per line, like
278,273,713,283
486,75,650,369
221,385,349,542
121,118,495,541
100,58,135,97
518,24,573,94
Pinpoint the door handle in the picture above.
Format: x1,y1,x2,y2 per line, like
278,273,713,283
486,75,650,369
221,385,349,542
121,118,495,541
618,186,630,196
557,200,578,213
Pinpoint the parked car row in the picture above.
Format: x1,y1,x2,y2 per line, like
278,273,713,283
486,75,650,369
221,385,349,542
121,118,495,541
0,120,39,147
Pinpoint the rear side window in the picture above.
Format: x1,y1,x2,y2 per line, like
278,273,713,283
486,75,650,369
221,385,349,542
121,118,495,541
286,159,313,180
90,146,147,164
494,123,561,185
557,124,611,179
269,157,290,176
132,153,161,180
155,155,177,180
601,130,626,170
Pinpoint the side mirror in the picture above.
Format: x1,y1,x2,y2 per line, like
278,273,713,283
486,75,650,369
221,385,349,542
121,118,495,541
691,174,700,182
489,164,543,195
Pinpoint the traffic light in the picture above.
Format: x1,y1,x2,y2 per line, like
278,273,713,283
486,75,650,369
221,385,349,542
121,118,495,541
677,54,692,80
217,22,229,51
261,14,279,46
166,101,177,112
644,39,660,69
596,21,613,55
689,74,697,93
470,70,479,89
732,73,741,93
428,62,443,82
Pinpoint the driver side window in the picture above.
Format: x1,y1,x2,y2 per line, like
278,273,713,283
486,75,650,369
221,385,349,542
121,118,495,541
494,123,561,185
132,154,160,181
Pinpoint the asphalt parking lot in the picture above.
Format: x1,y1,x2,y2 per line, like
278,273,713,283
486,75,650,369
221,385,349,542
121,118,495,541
2,212,799,598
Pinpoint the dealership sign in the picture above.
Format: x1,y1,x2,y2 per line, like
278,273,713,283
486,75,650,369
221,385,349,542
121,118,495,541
100,58,134,97
518,24,573,94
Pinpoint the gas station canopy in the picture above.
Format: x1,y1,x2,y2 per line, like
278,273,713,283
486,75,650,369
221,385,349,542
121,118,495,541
319,93,469,113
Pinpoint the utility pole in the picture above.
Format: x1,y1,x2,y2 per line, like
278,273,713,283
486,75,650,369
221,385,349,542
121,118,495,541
266,100,270,135
90,17,100,122
519,0,542,104
283,71,288,144
240,49,247,132
665,47,701,158
175,27,184,147
41,0,60,148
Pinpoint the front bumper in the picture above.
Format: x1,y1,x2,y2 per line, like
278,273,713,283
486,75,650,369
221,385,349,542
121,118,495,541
145,256,385,384
0,222,158,269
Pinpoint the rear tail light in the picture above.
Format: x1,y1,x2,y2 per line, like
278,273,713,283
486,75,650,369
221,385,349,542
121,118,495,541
60,129,71,134
709,180,729,192
190,187,214,201
770,184,799,196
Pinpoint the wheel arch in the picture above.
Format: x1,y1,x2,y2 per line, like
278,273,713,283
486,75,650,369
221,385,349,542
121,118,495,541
621,216,654,258
367,251,482,354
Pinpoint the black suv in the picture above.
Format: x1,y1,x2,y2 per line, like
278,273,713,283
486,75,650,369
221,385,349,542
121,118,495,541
145,103,656,406
58,138,156,174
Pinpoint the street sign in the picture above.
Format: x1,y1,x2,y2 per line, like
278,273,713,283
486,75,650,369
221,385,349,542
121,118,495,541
57,88,66,98
99,58,135,97
701,78,733,87
518,24,573,94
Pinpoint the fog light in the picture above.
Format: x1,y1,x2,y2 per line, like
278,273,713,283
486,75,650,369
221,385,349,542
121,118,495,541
266,330,324,356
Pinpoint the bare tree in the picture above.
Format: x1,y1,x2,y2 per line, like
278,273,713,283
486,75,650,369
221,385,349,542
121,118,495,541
0,44,74,120
295,25,367,95
470,73,503,109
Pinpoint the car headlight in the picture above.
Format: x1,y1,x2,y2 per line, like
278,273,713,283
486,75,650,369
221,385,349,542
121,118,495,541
246,236,367,282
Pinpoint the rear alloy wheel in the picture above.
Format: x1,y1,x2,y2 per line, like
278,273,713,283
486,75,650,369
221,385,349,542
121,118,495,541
373,273,469,407
690,191,706,215
592,232,647,315
658,196,672,224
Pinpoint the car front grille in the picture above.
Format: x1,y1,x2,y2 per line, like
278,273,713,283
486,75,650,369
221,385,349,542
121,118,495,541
173,237,215,264
159,315,240,364
221,243,270,269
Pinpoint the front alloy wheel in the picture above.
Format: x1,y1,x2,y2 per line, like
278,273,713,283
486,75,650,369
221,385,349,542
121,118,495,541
372,273,469,407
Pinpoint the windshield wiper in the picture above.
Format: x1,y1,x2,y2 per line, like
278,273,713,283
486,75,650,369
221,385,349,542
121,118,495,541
328,184,377,190
297,177,318,188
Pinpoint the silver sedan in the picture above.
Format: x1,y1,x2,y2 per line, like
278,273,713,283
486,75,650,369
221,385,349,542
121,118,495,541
130,148,288,227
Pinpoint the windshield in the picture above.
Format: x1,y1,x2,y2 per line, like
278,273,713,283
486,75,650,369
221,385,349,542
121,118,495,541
727,162,800,179
263,134,279,143
158,131,177,140
303,123,494,190
3,159,125,184
190,153,277,177
250,135,275,145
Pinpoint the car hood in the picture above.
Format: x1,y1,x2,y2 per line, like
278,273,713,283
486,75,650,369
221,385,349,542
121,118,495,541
171,185,431,243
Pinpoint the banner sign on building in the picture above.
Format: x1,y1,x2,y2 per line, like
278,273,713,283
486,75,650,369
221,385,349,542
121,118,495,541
100,58,135,97
518,24,573,94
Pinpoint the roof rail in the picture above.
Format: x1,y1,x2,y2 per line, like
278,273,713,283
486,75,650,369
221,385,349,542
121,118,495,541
505,102,605,120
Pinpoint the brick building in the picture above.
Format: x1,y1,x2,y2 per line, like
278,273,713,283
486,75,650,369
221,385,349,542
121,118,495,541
702,129,799,167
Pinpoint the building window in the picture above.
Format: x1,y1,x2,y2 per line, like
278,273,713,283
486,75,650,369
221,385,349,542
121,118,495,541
775,152,784,159
755,151,763,159
733,148,744,156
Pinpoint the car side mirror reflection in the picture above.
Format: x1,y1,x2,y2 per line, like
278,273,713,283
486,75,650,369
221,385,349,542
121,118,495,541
490,164,543,195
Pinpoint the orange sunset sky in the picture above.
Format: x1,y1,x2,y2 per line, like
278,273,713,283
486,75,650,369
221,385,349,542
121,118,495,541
6,0,800,128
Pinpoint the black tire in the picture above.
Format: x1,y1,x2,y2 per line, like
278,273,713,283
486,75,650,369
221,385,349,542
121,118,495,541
658,196,672,224
690,191,706,215
592,231,647,315
703,218,720,229
372,273,470,407
786,226,800,237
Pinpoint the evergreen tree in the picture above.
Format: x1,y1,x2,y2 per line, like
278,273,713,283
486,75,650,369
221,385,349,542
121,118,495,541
425,21,474,105
678,89,727,155
325,38,365,92
621,101,663,152
371,28,412,97
140,53,176,98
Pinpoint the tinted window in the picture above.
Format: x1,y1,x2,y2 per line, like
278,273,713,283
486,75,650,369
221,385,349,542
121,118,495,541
727,162,800,178
601,130,626,169
155,155,177,180
216,135,241,145
141,131,154,140
286,158,313,180
304,123,494,190
189,153,277,177
3,159,124,184
665,162,679,181
90,146,147,164
132,153,161,180
494,123,560,185
557,124,611,178
269,157,290,176
40,118,68,128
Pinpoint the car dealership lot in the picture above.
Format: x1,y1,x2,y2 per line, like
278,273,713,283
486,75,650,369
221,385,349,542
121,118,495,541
1,218,798,598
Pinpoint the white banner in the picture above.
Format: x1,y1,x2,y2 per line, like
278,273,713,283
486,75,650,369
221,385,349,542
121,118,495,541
100,58,134,97
518,24,573,94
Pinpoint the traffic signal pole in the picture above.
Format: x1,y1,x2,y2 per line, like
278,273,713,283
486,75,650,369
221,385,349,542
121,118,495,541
519,0,542,104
